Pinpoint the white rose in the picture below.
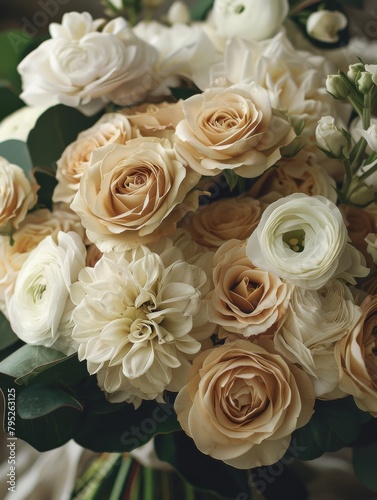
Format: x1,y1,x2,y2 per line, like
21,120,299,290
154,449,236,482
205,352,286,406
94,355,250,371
212,0,289,42
134,21,219,94
18,13,158,115
274,280,362,398
306,10,348,43
7,231,86,354
246,194,369,290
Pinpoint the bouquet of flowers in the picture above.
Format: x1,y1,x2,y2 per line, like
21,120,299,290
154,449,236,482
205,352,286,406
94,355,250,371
1,0,377,498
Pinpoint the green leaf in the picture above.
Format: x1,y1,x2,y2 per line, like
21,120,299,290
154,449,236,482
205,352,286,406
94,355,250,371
0,140,33,176
0,344,66,385
32,167,58,210
190,0,214,21
223,170,239,191
17,384,83,419
288,397,371,461
0,31,24,93
74,395,181,453
0,312,19,351
27,105,102,171
169,86,201,101
353,441,377,493
0,85,24,121
155,431,250,500
14,403,85,451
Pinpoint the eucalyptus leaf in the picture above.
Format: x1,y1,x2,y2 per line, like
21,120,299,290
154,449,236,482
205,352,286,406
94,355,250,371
0,312,19,351
190,0,214,21
155,431,250,500
17,384,83,419
0,85,24,121
74,395,181,453
353,441,377,493
27,105,102,171
0,140,33,176
0,344,66,385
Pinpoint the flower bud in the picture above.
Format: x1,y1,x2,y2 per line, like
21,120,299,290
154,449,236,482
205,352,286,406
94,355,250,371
365,64,377,85
167,1,191,24
361,124,377,152
306,10,348,43
347,178,375,207
315,116,351,159
357,71,374,94
326,74,350,99
347,62,365,82
365,233,377,265
213,0,289,42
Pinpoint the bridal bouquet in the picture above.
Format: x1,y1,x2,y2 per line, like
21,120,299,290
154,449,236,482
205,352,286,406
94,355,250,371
1,0,377,498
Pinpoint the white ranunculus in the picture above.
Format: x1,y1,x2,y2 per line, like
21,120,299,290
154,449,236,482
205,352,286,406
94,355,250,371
212,0,289,42
246,193,369,290
7,231,86,354
274,280,362,398
18,13,158,115
71,245,209,407
306,10,348,43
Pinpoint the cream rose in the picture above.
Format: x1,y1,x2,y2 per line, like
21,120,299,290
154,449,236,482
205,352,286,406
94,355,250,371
0,156,38,232
175,339,314,469
174,82,295,178
274,280,362,398
183,195,264,249
71,245,209,407
70,138,202,252
246,194,369,290
7,231,86,354
18,13,158,115
247,153,337,204
208,240,290,336
53,113,133,204
335,295,377,415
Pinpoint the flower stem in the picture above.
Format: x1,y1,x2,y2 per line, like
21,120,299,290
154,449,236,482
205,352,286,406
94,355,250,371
109,455,133,500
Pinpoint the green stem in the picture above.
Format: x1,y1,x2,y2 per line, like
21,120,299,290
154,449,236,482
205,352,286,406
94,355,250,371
143,467,155,500
109,455,133,500
289,0,320,15
343,159,353,192
363,92,372,130
358,160,377,182
350,138,368,175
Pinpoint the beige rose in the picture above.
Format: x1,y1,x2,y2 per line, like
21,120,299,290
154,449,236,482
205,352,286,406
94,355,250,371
182,195,264,249
335,295,377,416
0,156,38,231
70,138,202,251
126,101,184,140
208,240,290,336
248,153,337,204
175,339,315,469
174,82,295,178
53,113,133,204
0,207,85,317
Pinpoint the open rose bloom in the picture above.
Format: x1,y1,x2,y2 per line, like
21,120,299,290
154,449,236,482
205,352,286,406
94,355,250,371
3,4,377,496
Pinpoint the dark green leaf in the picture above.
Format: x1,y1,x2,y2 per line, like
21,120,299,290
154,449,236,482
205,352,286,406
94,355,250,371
0,31,24,93
169,86,201,101
32,167,58,210
0,85,24,121
74,394,181,453
0,140,33,176
288,397,371,461
223,170,239,191
27,105,102,171
155,431,250,500
190,0,214,21
353,441,377,493
0,312,19,350
17,384,83,419
14,403,85,451
0,344,66,385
